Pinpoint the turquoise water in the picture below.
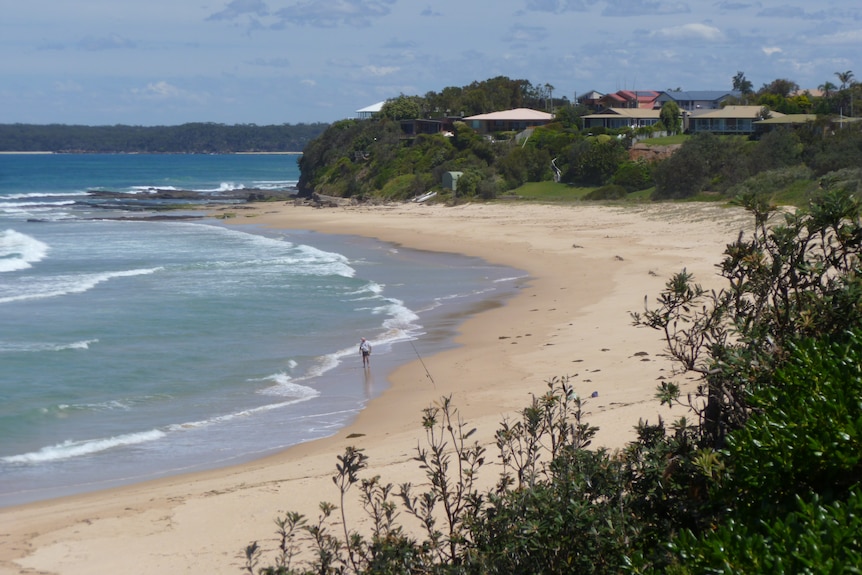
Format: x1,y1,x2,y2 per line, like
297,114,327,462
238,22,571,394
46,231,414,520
0,154,523,506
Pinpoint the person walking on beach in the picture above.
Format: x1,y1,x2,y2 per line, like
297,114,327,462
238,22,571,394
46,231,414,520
359,337,372,368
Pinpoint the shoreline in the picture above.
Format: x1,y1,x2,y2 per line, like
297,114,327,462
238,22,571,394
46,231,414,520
0,201,752,575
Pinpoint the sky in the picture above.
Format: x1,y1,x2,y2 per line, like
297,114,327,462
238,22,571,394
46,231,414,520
2,0,861,126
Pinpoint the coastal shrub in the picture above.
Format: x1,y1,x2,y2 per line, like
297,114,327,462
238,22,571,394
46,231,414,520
666,333,862,573
633,183,862,446
724,165,813,200
610,160,653,193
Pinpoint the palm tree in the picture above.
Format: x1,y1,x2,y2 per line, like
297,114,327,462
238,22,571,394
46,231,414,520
544,83,555,111
819,81,838,98
835,70,855,90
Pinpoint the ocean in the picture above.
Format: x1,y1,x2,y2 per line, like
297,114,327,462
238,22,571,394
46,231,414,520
0,153,523,507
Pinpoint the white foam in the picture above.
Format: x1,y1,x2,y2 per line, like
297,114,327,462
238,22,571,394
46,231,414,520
0,267,162,304
0,229,50,273
0,338,98,353
2,430,166,464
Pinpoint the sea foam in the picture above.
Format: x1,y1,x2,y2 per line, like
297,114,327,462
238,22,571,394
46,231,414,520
0,229,50,273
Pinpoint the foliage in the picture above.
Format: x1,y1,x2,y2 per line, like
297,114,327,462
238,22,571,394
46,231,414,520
660,101,682,135
0,122,326,153
380,96,423,121
668,333,862,574
732,71,754,96
611,161,654,193
652,133,750,199
633,183,862,446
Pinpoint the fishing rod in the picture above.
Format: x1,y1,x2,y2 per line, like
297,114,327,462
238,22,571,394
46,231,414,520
409,340,436,388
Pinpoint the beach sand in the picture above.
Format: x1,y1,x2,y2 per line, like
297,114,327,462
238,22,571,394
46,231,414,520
0,201,752,574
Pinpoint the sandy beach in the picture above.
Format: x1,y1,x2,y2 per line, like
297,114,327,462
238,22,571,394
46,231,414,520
0,201,753,574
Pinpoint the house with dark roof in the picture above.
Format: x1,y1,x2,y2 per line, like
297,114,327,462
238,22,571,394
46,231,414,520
655,90,741,111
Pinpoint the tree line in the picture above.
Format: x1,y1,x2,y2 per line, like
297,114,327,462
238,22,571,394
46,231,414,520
0,122,328,153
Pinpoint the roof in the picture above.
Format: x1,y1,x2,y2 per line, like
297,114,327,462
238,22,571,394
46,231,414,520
463,108,554,121
583,109,661,119
658,90,740,102
690,106,784,119
756,114,818,125
356,101,386,114
578,90,604,99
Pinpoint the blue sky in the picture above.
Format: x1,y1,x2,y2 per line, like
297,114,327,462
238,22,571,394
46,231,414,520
2,0,860,126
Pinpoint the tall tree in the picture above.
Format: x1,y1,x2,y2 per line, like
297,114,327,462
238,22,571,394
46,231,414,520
836,70,855,90
544,83,555,111
732,71,754,95
819,81,838,98
659,101,681,135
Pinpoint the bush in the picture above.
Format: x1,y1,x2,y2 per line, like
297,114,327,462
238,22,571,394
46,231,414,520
668,333,862,574
611,161,654,192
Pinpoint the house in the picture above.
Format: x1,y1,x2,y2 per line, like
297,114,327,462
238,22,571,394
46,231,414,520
462,108,554,134
753,114,818,137
654,90,741,111
597,90,660,110
581,108,662,131
577,90,604,109
356,101,385,120
688,106,782,135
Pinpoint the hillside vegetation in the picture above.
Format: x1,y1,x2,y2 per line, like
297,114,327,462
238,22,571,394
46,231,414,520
298,76,862,207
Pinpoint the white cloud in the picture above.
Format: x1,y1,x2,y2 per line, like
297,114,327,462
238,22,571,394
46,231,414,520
808,29,862,45
363,65,399,77
762,46,782,56
651,23,724,41
132,81,197,101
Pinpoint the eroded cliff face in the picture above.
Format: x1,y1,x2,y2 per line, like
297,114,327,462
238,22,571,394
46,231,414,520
628,143,682,162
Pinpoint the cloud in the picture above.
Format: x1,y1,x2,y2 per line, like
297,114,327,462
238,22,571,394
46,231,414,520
713,0,760,10
651,22,725,41
762,46,782,56
274,0,397,28
808,29,862,45
524,0,588,13
420,5,442,16
77,34,136,51
362,65,399,77
132,81,199,101
207,0,270,21
504,25,548,44
603,0,691,16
